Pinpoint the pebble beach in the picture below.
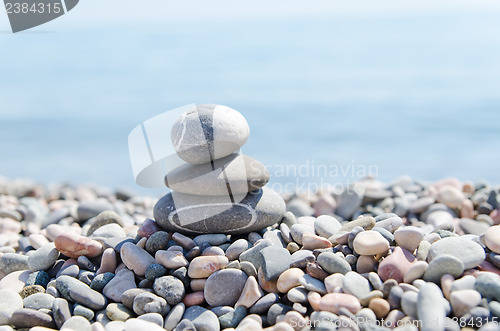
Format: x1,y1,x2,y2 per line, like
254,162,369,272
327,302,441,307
1,175,500,331
1,105,500,331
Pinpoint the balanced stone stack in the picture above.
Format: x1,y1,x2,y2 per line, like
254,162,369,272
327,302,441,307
154,104,286,234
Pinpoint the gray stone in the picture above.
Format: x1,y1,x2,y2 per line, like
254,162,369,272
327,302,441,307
401,291,418,318
121,242,156,276
193,234,229,246
165,154,269,195
86,210,123,236
476,273,500,302
90,272,115,292
287,286,309,303
211,306,234,317
183,305,221,331
105,271,140,304
171,267,189,288
225,239,251,261
56,275,107,310
57,262,80,278
145,264,168,281
61,315,91,331
133,292,169,316
9,308,55,329
204,269,247,307
267,303,293,325
451,275,476,292
165,303,185,331
489,301,500,319
154,187,286,235
298,274,327,294
219,306,247,329
153,275,185,305
314,215,342,238
146,231,170,255
137,313,164,326
343,271,372,299
335,186,364,219
23,292,54,310
373,213,403,233
0,253,28,274
317,252,352,274
428,237,485,269
52,298,71,328
459,218,490,236
240,261,257,278
263,229,286,247
171,104,249,165
281,211,297,228
260,246,292,281
290,224,314,245
290,250,315,268
122,288,151,309
372,227,395,245
490,252,500,269
176,319,197,331
0,289,23,325
27,242,59,271
73,303,95,320
417,282,446,331
90,223,126,239
338,216,376,233
310,311,339,327
107,302,133,321
77,200,113,222
249,293,280,314
286,198,314,218
239,238,272,270
423,254,464,283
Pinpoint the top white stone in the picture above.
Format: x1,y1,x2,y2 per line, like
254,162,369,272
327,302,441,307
171,104,250,164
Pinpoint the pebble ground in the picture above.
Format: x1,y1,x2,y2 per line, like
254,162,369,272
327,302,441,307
1,176,500,331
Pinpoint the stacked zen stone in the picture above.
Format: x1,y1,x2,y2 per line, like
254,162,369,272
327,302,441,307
3,175,500,329
153,104,286,235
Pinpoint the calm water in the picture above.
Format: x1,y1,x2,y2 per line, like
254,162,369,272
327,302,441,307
1,12,500,194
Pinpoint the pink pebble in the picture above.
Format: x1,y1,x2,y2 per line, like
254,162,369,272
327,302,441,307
137,218,161,238
378,247,416,283
319,293,361,314
54,233,103,258
97,248,117,275
183,291,205,307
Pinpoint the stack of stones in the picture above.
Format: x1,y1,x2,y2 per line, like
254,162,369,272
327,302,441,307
154,104,286,235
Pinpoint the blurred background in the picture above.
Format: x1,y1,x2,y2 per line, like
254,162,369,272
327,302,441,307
1,0,500,195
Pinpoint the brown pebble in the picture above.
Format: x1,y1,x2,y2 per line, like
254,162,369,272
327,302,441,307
19,285,45,298
96,248,117,275
137,218,161,238
277,268,304,293
187,256,228,278
356,255,376,274
257,267,279,294
190,279,206,292
319,293,361,314
368,298,390,319
305,262,328,281
307,291,322,311
235,276,264,308
302,232,333,250
54,233,103,258
183,291,205,307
